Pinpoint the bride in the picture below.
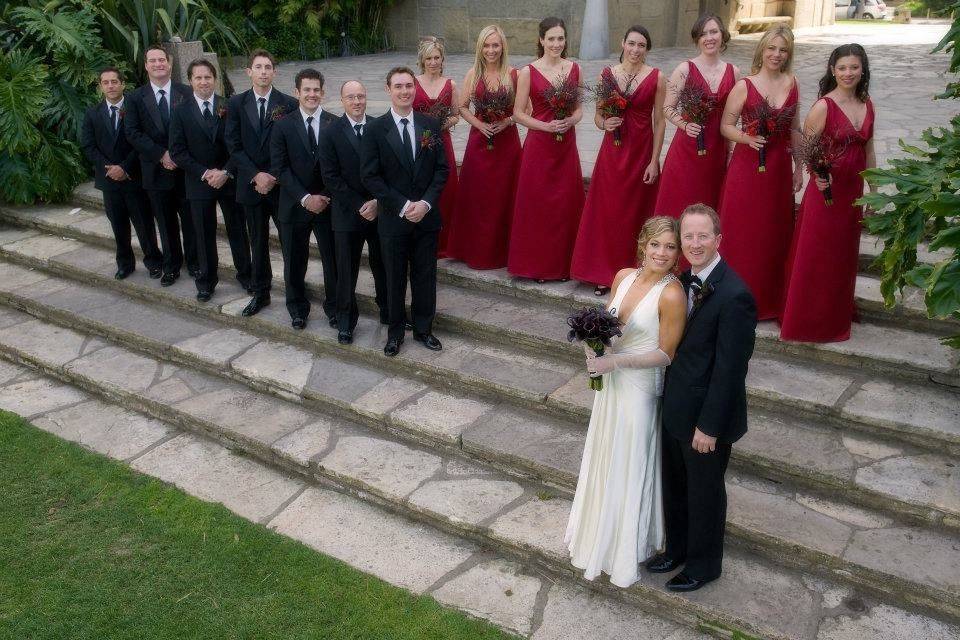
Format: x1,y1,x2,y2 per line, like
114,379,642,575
564,215,687,588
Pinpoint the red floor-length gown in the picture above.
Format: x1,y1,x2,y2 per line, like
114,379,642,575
446,70,521,269
654,61,735,217
413,77,459,257
507,64,584,281
719,78,799,320
780,96,875,342
570,67,660,287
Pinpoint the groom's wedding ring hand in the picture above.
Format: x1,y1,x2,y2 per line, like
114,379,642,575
692,427,717,454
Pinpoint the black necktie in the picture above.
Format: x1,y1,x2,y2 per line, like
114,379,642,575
158,89,169,128
354,123,363,142
203,100,213,121
110,105,119,132
400,117,413,165
689,274,703,315
306,116,317,153
258,97,266,129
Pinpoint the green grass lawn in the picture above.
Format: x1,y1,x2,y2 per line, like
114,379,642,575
0,411,518,640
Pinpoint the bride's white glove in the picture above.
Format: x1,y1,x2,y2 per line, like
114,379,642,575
586,348,672,375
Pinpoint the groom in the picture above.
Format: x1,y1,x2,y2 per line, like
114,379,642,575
648,203,757,592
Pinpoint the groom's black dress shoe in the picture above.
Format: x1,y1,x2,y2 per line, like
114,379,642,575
413,333,442,351
384,337,404,357
665,572,714,592
242,295,270,317
338,331,353,345
291,316,306,330
646,554,685,574
114,268,133,280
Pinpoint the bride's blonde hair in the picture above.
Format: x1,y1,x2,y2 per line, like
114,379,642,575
636,216,680,268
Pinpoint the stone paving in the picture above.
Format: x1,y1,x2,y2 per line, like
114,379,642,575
227,22,957,178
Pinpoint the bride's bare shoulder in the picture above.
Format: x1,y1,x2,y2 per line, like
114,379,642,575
610,268,635,291
660,280,687,307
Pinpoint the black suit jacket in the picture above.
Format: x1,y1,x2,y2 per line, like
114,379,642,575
360,111,448,237
80,98,140,193
269,108,338,224
123,82,191,191
318,115,377,233
662,259,757,444
169,94,235,201
224,88,298,205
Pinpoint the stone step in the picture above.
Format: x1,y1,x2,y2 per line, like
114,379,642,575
2,202,957,388
0,236,958,531
1,219,957,463
2,307,959,637
0,360,715,640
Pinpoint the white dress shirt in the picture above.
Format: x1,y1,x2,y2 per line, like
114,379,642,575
151,80,173,110
687,251,722,315
194,93,216,115
346,114,367,135
389,108,430,218
105,97,124,129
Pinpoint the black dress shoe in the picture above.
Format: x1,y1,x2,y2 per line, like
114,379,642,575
148,267,162,279
404,321,414,331
160,272,179,287
646,554,685,574
665,572,714,593
241,295,270,317
383,336,403,357
413,332,442,351
114,268,134,280
337,331,353,345
328,316,338,328
291,316,306,330
196,290,212,302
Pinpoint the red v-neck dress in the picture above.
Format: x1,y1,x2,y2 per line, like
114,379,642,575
413,77,459,257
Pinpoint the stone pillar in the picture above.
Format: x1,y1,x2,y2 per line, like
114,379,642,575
162,38,224,95
579,0,610,60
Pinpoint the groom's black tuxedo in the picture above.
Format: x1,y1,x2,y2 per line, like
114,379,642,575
361,111,448,342
661,257,756,582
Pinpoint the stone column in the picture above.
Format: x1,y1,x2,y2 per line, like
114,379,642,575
579,0,610,60
162,38,224,94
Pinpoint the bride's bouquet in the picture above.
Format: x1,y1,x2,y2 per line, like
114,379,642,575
567,306,622,391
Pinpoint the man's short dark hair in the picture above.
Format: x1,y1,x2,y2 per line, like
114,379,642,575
385,66,416,86
144,45,170,61
98,67,123,82
679,203,721,235
295,68,324,90
248,48,276,68
187,58,218,79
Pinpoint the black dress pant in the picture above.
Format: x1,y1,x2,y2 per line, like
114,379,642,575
147,188,197,277
380,226,437,342
334,221,387,331
279,213,337,320
102,189,161,272
661,427,732,581
219,195,252,290
244,196,281,295
189,194,251,293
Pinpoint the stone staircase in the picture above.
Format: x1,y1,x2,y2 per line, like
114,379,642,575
0,189,957,640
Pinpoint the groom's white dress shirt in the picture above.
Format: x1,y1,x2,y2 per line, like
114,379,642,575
688,252,722,315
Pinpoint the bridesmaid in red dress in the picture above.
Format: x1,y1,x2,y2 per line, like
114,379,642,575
570,24,666,296
655,13,739,218
413,36,460,257
718,25,803,320
781,44,876,342
508,16,584,282
447,25,522,270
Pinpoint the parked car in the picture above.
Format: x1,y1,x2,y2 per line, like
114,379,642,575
835,0,888,19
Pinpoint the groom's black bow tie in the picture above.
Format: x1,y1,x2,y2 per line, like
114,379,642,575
680,272,702,290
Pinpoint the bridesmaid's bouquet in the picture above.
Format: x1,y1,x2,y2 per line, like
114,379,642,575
742,98,796,173
471,85,513,150
567,306,622,391
585,73,631,147
794,131,848,206
418,101,458,130
672,76,717,156
542,73,581,142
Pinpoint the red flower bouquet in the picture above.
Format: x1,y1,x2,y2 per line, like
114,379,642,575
672,75,717,156
741,98,796,173
541,72,580,142
471,85,513,150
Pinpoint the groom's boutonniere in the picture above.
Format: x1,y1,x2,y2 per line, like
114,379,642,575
692,282,715,310
216,104,228,119
420,129,440,150
270,105,287,122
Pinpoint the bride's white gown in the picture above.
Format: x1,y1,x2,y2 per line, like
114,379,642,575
564,269,672,588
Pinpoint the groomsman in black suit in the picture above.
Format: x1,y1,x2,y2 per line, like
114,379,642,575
169,59,252,301
124,45,197,286
269,68,339,330
80,67,162,280
648,203,757,592
317,80,388,344
225,49,298,317
361,66,448,357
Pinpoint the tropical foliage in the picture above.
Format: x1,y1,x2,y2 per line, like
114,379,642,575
861,2,960,347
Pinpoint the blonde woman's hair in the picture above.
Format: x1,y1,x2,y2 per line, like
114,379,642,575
636,216,680,267
751,24,794,74
471,25,512,96
417,36,446,74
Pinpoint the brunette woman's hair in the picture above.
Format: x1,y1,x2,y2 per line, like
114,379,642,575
818,43,870,102
537,16,567,58
619,24,652,63
690,13,730,53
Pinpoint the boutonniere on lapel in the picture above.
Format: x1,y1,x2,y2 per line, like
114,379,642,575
420,129,440,151
270,105,287,121
216,104,228,119
118,108,126,120
692,282,715,311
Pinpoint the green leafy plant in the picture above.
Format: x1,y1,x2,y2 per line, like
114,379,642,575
247,0,393,57
860,2,960,347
